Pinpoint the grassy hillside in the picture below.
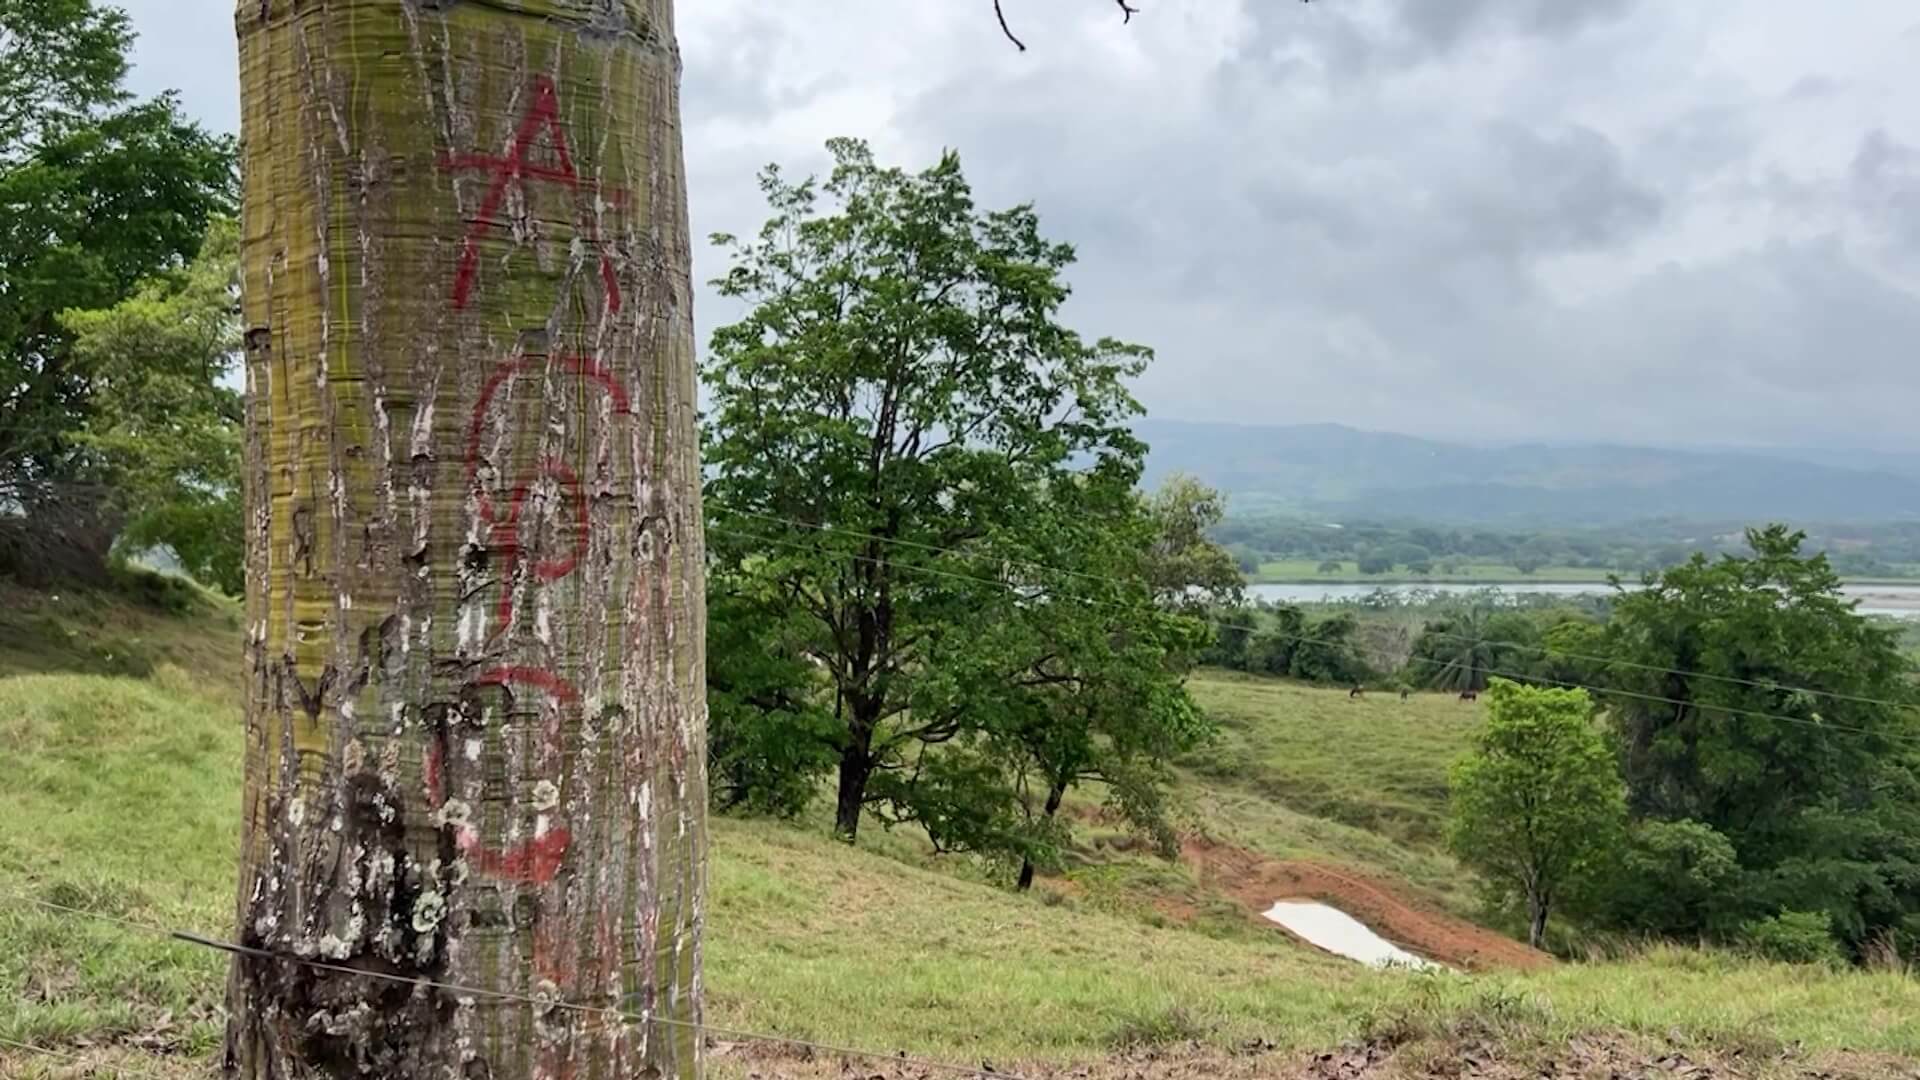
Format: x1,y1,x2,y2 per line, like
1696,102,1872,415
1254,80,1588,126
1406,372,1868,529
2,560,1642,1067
4,576,1919,1077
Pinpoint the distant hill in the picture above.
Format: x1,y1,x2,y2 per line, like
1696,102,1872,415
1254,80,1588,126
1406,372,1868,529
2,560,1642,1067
1133,419,1920,525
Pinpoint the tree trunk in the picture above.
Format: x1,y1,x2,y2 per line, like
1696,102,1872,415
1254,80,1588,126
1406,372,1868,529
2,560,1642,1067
227,2,704,1077
1527,891,1550,951
1016,778,1068,892
834,719,875,841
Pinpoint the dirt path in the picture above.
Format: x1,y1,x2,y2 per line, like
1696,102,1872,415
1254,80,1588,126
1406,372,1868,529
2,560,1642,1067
1181,836,1551,972
709,1035,1912,1080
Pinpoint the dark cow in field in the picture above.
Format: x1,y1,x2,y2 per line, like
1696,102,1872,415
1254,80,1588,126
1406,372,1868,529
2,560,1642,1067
1458,689,1479,702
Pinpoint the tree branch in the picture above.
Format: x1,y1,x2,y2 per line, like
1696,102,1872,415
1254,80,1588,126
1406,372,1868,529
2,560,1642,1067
995,0,1148,52
994,0,1027,51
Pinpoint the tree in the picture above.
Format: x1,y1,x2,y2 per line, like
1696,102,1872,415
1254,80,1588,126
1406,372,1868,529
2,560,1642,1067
60,217,242,593
1,0,233,581
1288,611,1370,685
1385,541,1431,570
945,474,1213,890
227,3,704,1076
1510,546,1549,575
1448,680,1627,949
1317,558,1343,575
703,137,1150,841
1143,473,1244,609
1590,526,1920,949
1576,819,1740,937
1356,551,1393,575
1230,545,1262,576
1408,606,1496,692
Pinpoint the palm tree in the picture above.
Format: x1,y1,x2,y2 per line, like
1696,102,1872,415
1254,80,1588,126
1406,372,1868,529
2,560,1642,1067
1411,606,1498,693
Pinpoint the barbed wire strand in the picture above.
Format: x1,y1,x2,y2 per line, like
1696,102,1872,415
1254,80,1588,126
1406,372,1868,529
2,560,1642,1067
714,507,1920,715
705,522,1920,746
0,890,1042,1080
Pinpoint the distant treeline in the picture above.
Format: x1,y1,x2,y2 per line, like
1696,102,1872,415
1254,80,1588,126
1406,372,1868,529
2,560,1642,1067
1214,515,1920,578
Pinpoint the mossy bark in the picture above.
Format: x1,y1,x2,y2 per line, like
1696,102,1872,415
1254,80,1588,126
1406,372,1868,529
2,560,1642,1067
228,2,704,1076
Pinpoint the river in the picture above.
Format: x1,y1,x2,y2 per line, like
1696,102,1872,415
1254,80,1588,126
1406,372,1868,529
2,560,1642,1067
1246,581,1920,621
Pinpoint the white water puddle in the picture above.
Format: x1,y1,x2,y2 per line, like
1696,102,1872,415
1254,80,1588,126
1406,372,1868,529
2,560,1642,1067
1262,900,1447,972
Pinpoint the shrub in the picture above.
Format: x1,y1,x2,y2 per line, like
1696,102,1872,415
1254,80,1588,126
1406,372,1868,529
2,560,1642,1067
1742,910,1845,967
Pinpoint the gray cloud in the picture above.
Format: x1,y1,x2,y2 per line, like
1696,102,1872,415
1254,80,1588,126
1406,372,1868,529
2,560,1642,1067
1851,130,1920,257
1390,0,1637,54
110,0,1920,453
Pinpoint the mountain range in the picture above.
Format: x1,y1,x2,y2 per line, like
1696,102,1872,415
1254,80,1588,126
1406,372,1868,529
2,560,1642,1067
1132,419,1920,525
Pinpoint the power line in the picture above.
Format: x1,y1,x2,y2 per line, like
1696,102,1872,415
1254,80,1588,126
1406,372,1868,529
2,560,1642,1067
0,890,1041,1080
708,509,1920,718
705,522,1920,747
1405,615,1915,712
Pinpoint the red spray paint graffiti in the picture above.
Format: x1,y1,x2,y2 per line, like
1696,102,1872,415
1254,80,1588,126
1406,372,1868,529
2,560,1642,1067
423,79,637,929
438,74,625,313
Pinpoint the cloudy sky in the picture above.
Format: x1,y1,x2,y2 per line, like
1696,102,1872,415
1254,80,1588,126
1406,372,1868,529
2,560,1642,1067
118,1,1920,452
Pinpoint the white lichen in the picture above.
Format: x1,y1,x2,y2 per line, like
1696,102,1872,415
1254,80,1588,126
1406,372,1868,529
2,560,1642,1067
435,798,472,829
532,779,561,811
410,888,446,933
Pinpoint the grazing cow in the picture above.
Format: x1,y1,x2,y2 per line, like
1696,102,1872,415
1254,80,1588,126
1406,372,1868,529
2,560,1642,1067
1458,689,1478,702
1349,685,1365,699
1399,688,1411,702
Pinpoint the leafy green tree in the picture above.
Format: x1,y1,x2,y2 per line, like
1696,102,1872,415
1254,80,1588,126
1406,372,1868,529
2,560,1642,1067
1,0,234,580
60,218,241,592
1229,545,1261,576
1385,541,1431,569
1,0,130,155
1448,680,1627,948
1246,604,1307,676
1593,526,1920,949
703,138,1151,840
1288,611,1370,685
1510,547,1549,575
1316,558,1343,575
957,478,1214,888
1142,473,1243,609
1574,819,1740,937
1356,551,1393,575
705,575,843,816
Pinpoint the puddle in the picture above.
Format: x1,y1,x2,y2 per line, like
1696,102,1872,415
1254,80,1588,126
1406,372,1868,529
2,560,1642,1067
1262,900,1446,972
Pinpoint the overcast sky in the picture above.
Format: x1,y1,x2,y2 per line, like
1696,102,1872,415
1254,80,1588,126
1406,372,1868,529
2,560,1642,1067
117,1,1920,452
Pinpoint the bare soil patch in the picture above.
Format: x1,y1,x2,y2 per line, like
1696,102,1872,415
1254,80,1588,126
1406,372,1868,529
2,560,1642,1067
1181,836,1550,972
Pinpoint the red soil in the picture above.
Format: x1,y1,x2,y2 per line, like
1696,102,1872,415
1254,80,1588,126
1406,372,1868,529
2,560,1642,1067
1181,836,1552,973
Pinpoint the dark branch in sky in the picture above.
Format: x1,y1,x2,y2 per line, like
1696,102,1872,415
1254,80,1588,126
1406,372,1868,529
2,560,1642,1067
994,1,1159,52
993,0,1026,51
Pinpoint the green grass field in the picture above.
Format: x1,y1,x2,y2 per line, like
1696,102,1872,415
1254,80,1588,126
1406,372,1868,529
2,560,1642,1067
4,575,1918,1077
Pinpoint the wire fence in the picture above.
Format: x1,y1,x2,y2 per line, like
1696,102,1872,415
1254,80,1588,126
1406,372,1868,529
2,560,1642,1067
0,888,1042,1080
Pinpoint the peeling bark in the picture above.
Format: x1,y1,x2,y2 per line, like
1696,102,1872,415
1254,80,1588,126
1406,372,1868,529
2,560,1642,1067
228,2,704,1077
